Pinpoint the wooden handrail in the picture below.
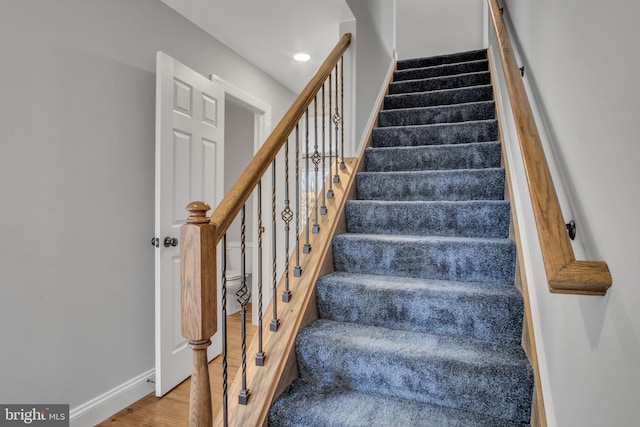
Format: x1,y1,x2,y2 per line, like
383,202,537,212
487,0,611,295
209,33,351,243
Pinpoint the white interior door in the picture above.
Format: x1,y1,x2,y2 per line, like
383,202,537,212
155,51,225,396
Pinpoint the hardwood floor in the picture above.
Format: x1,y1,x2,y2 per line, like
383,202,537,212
98,306,256,426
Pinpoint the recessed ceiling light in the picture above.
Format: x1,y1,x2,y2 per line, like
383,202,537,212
294,53,311,62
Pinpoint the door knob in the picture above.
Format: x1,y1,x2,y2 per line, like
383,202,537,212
164,237,178,248
151,237,160,248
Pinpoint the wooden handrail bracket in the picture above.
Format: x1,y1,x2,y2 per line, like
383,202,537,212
487,0,611,295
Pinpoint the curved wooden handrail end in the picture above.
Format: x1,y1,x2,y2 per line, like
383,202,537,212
549,261,612,296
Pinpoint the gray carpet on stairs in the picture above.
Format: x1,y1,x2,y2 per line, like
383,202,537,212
268,48,533,427
377,101,495,127
345,200,510,238
269,380,528,427
384,85,494,110
393,59,488,82
365,141,502,172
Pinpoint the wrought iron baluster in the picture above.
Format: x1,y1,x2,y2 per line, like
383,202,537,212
294,124,302,277
320,82,327,215
282,137,293,302
255,181,265,366
303,110,312,254
340,57,346,170
270,159,280,332
221,235,228,425
237,206,251,405
327,72,334,199
312,96,321,233
333,63,342,184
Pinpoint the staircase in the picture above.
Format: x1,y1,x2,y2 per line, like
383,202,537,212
268,49,534,426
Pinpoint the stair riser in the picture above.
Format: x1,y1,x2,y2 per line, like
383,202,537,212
295,322,533,423
345,200,510,238
332,235,516,284
378,101,495,127
384,85,494,110
389,72,491,95
372,121,498,148
356,169,505,202
316,276,523,344
394,60,489,82
397,49,487,70
365,142,502,172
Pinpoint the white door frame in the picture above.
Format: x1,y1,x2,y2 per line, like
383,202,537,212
209,74,272,326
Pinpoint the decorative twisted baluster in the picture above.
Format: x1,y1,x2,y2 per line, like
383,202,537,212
270,159,280,332
340,57,346,170
312,96,321,233
327,72,335,199
333,63,342,184
237,206,251,405
282,137,293,302
302,110,311,254
320,82,327,215
221,235,228,425
294,124,302,277
255,181,265,366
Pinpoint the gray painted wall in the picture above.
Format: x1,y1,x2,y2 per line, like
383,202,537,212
494,1,640,425
0,0,295,410
396,0,484,60
344,0,396,151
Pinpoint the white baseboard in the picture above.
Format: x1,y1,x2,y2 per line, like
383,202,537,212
70,369,155,427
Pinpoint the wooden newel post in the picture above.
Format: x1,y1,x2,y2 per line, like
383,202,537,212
180,201,217,426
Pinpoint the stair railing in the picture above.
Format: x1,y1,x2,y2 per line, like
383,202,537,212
487,0,612,295
180,33,351,426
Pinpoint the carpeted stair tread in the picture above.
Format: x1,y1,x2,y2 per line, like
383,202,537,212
378,100,495,127
384,85,494,110
295,320,533,423
372,120,498,148
394,59,489,82
345,199,510,238
396,49,487,70
365,141,502,172
269,379,528,427
316,272,523,344
356,168,505,201
332,233,516,284
389,71,491,95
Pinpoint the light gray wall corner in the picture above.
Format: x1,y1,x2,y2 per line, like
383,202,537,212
340,19,357,157
345,0,396,153
0,0,295,421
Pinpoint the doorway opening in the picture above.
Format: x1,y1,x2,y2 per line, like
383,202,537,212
212,74,272,327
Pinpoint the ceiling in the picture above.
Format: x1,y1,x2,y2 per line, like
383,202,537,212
161,0,354,94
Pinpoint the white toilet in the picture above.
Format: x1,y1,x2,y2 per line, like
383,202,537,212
224,242,252,315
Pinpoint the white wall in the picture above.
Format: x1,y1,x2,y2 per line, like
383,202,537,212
491,1,640,425
396,0,484,60
344,0,397,151
0,0,295,420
